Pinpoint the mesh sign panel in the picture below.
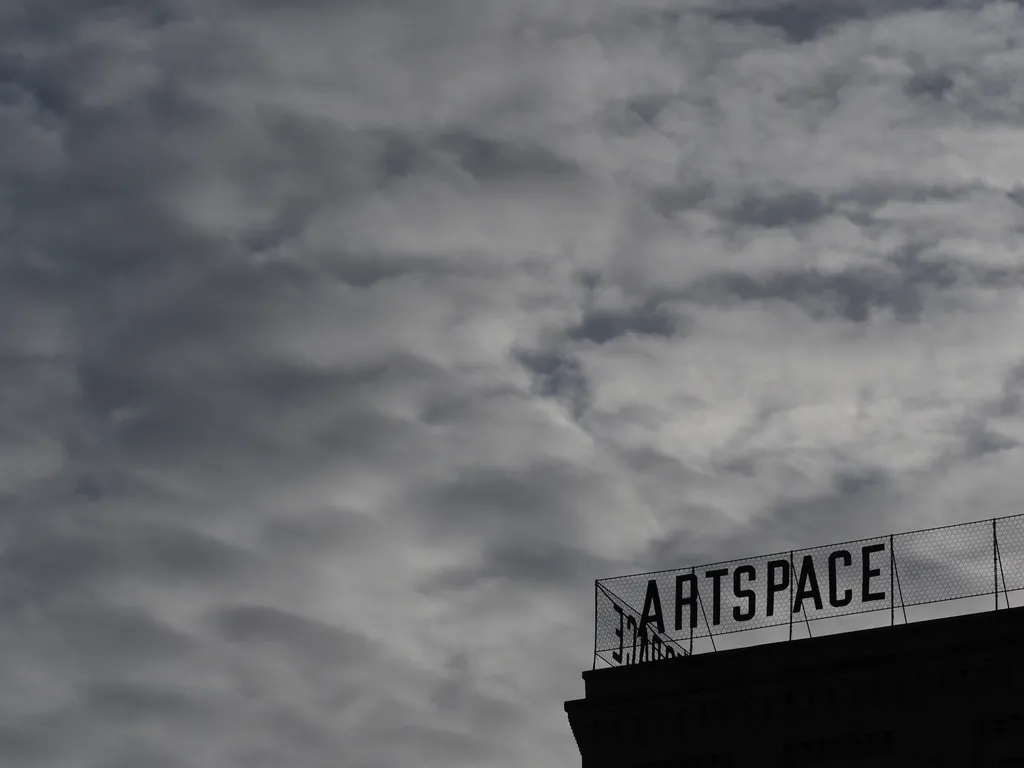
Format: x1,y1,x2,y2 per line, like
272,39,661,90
594,514,1024,668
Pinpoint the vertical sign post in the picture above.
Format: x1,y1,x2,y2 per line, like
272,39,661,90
788,551,794,642
890,535,895,627
689,566,695,657
994,519,999,612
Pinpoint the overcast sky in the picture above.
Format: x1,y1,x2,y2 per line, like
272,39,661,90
4,0,1024,765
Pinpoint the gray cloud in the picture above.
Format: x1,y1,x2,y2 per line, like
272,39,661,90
4,0,1024,766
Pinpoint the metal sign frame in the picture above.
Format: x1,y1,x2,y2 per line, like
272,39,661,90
594,513,1024,668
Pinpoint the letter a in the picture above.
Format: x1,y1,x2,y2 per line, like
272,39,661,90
640,579,665,635
793,555,824,614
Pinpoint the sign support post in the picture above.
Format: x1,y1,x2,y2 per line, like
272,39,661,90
689,566,695,657
890,535,895,627
788,551,794,642
994,518,999,612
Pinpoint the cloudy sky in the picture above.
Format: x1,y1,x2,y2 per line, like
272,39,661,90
5,0,1024,765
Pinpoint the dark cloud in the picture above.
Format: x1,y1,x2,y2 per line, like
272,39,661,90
257,506,380,556
721,182,987,231
679,253,1024,322
997,362,1024,416
0,723,52,764
208,605,375,666
567,304,681,344
363,722,488,764
325,252,462,288
423,542,614,595
711,0,958,42
73,475,102,501
683,266,926,322
649,181,713,217
759,467,897,549
83,681,214,722
961,424,1019,458
420,462,591,545
428,652,521,728
904,69,957,100
130,525,258,581
96,748,185,768
0,519,257,620
516,349,590,418
724,188,830,229
625,94,673,126
435,132,581,183
49,604,195,664
713,2,866,43
838,182,982,211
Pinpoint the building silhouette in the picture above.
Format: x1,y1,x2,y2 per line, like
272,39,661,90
565,605,1024,766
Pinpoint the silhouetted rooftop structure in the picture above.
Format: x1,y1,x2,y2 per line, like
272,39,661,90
566,604,1024,766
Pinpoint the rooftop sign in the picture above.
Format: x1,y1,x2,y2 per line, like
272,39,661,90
594,513,1024,668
